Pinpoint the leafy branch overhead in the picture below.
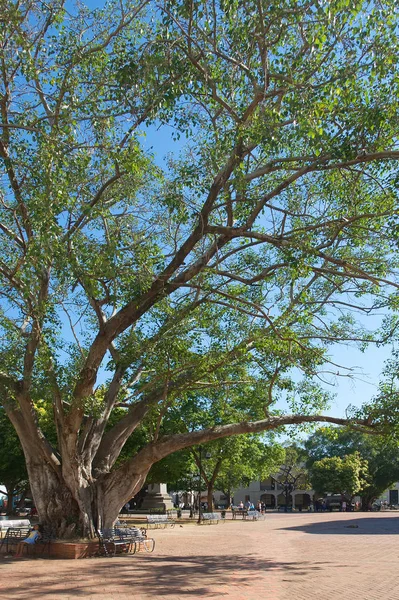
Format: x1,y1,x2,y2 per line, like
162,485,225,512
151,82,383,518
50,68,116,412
0,0,398,536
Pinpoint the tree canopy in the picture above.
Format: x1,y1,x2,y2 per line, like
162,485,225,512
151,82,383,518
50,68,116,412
309,452,369,500
305,426,399,508
1,0,399,536
194,435,284,509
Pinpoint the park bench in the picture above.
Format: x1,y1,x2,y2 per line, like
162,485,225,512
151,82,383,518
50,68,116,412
200,512,219,524
246,510,265,521
97,527,137,556
231,508,248,519
146,514,175,529
0,526,31,553
97,527,155,556
116,526,155,553
35,525,56,555
0,524,56,556
18,525,55,556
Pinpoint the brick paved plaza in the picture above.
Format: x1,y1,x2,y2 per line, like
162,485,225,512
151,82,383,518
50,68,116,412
1,512,398,600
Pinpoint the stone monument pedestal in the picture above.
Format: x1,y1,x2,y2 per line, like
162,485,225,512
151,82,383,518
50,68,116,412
141,483,174,512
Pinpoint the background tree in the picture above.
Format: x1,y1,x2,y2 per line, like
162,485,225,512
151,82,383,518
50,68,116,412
143,447,196,508
192,435,284,510
273,445,309,511
305,426,399,509
1,0,399,537
309,452,369,502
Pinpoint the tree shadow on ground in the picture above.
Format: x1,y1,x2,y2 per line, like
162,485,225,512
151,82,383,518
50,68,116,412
1,553,328,598
280,515,399,536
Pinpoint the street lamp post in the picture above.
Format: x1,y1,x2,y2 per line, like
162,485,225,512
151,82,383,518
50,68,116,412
197,445,203,524
284,482,293,512
196,446,211,524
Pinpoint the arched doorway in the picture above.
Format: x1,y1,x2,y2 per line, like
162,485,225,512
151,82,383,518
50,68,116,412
277,493,292,510
260,493,276,508
294,493,311,510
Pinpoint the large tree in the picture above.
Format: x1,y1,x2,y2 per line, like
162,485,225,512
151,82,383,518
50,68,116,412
1,0,399,537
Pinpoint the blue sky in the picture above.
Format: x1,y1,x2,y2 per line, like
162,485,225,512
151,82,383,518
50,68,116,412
322,342,390,417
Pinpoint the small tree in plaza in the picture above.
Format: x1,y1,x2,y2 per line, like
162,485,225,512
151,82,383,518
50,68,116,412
192,435,284,510
273,446,310,510
309,452,369,502
1,0,399,537
305,426,399,509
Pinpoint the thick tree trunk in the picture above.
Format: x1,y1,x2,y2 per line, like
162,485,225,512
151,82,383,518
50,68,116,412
360,493,376,511
207,486,214,511
204,459,222,513
17,488,28,511
25,454,149,538
27,460,82,537
5,489,15,516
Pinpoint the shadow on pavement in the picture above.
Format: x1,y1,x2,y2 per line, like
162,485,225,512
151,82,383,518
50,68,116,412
280,515,399,535
1,553,326,598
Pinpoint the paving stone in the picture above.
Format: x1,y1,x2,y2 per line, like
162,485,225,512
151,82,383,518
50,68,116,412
1,513,398,599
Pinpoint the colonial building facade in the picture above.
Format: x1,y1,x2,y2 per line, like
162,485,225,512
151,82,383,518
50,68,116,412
229,477,314,510
215,478,399,509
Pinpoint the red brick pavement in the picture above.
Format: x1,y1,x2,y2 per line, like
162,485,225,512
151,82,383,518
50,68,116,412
1,512,398,600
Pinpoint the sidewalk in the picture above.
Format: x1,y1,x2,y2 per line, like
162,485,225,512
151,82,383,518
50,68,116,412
1,512,398,599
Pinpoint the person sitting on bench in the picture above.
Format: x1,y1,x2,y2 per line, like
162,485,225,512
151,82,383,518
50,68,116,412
14,524,42,557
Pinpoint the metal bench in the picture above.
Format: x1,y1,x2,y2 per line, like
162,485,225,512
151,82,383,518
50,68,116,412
246,510,265,521
232,508,248,519
97,528,137,556
97,527,155,556
115,526,155,553
146,514,175,529
0,527,31,553
35,525,56,555
201,512,219,524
